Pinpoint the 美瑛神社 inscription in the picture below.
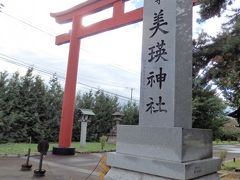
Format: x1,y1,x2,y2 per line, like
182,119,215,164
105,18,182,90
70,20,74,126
105,0,221,179
139,0,192,129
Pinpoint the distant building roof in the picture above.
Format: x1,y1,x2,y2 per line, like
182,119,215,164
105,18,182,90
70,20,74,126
80,109,95,116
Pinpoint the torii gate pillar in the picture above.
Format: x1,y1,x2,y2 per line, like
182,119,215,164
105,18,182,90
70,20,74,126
51,0,143,155
51,0,198,155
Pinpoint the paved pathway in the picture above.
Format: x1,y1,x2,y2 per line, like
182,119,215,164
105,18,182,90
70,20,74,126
213,144,240,160
0,153,102,180
1,145,240,180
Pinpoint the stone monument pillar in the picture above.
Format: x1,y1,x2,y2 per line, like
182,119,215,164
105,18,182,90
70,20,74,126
105,0,220,179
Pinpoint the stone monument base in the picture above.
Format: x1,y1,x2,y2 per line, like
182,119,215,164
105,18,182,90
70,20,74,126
107,152,220,180
115,126,213,162
106,126,221,180
105,168,220,180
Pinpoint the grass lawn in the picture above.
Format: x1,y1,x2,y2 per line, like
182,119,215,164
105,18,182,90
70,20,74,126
222,158,240,171
213,141,240,145
0,142,116,155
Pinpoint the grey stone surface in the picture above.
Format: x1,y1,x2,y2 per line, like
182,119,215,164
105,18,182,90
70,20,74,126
116,126,212,162
174,0,192,129
105,168,220,180
107,153,221,180
139,0,192,129
80,121,87,147
182,128,212,162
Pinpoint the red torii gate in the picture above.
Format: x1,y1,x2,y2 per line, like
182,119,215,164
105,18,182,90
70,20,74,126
51,0,198,154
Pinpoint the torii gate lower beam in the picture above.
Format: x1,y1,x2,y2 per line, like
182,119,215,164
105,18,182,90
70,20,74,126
51,0,198,155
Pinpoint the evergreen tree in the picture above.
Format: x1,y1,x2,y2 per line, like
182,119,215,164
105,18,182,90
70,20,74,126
193,1,240,107
92,90,119,140
198,0,238,22
0,69,63,143
77,90,95,109
4,71,25,142
74,90,120,141
29,75,48,141
0,71,9,142
122,101,139,125
192,80,226,139
45,74,63,142
0,68,50,142
14,69,48,142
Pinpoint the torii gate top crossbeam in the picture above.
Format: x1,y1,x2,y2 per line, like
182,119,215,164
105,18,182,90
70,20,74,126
51,0,198,46
51,0,143,45
51,0,120,24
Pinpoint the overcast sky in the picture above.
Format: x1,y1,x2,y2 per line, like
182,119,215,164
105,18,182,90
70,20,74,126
0,0,238,103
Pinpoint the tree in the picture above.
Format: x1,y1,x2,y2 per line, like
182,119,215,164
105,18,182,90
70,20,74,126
0,68,63,143
4,71,26,142
193,0,240,107
193,25,240,105
0,71,9,142
92,90,119,139
77,90,95,109
192,80,226,139
0,68,127,143
29,75,49,141
122,101,139,125
44,74,63,142
0,69,68,142
198,0,238,21
73,90,120,142
10,68,49,142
